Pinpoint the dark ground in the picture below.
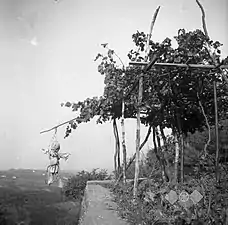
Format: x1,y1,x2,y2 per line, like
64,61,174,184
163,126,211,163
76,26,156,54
0,169,81,225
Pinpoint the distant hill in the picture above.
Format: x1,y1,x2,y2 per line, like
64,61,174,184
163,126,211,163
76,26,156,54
0,169,77,179
61,169,79,175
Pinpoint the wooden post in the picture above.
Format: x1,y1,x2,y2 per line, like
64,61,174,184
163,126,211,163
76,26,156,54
121,98,127,184
113,119,121,179
133,73,143,198
180,134,184,184
196,0,221,182
133,6,160,199
174,131,180,185
214,81,220,182
176,111,184,184
197,0,220,182
114,124,152,187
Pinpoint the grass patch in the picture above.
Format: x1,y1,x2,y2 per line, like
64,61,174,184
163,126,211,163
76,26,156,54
100,175,228,225
0,186,81,225
0,170,81,225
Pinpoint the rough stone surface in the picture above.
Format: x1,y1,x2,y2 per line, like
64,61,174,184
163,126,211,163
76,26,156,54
79,181,129,225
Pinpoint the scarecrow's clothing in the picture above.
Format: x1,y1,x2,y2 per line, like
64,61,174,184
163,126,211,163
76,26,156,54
48,162,59,174
48,153,60,174
47,155,60,185
43,142,70,185
49,153,60,161
47,174,54,185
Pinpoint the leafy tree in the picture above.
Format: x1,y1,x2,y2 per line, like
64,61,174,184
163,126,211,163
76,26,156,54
62,26,228,193
62,46,152,181
127,28,228,184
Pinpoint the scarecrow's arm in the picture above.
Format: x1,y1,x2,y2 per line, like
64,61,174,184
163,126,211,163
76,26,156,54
59,152,71,161
41,148,50,155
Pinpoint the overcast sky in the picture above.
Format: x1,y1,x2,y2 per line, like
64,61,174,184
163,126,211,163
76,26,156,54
0,0,227,172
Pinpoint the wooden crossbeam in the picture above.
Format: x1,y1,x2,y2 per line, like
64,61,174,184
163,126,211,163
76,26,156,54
40,117,86,134
129,61,228,69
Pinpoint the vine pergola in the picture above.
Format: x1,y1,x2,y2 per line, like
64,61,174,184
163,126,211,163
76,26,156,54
128,0,228,196
40,0,228,197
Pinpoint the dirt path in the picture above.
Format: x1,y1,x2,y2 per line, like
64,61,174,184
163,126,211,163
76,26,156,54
80,183,129,225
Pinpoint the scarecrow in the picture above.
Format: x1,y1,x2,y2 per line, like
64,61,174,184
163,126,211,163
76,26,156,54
42,128,70,186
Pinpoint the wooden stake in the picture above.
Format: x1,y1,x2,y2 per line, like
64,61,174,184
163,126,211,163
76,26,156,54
195,0,209,38
134,74,143,198
196,0,221,181
214,81,220,182
121,98,127,184
113,119,121,179
133,5,160,199
174,132,180,185
180,133,184,184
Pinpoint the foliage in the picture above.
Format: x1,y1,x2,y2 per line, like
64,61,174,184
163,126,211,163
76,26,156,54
128,29,228,135
61,21,228,155
118,155,153,180
104,28,228,218
60,23,228,223
61,51,140,139
62,28,227,141
63,175,87,201
187,119,228,159
102,119,228,224
104,132,228,225
63,168,111,200
107,171,228,225
62,97,103,138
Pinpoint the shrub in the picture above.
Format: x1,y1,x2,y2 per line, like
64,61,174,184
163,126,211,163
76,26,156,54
63,175,87,201
104,126,228,225
63,168,111,200
106,168,228,225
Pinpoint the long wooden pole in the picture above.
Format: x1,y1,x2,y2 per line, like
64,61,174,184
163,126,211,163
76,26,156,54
196,0,221,181
134,74,143,198
129,61,228,69
40,117,85,134
133,5,160,199
214,81,220,182
113,119,121,179
121,98,127,184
